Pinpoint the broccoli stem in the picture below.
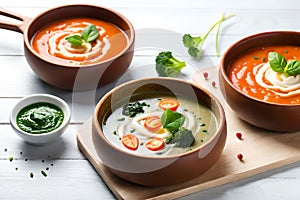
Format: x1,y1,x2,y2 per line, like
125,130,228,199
201,13,235,48
215,12,225,57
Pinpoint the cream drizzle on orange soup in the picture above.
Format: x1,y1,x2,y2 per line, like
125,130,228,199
32,18,128,66
229,45,300,104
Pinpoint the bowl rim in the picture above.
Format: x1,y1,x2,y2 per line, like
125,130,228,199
10,93,71,138
24,4,135,68
93,77,226,160
220,30,300,107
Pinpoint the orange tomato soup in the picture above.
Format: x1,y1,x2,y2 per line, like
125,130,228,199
228,45,300,104
32,18,128,66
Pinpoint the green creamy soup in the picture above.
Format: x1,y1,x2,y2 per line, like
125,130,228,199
102,97,218,156
16,102,64,134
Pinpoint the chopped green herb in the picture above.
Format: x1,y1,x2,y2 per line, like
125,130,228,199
46,167,49,170
262,57,266,62
30,172,34,178
8,156,13,162
117,117,125,121
4,148,7,152
112,131,117,135
130,129,135,133
51,164,54,166
200,123,206,127
122,101,149,118
183,108,188,112
15,167,18,171
103,121,107,125
253,56,259,60
41,170,47,177
157,98,162,101
25,159,28,161
284,50,288,54
202,130,208,133
201,140,204,142
140,142,144,146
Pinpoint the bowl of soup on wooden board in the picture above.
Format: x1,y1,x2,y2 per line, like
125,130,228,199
219,31,300,132
92,78,227,186
0,5,135,90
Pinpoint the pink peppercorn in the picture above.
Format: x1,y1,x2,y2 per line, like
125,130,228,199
237,153,243,161
212,81,216,87
203,72,208,79
236,132,243,140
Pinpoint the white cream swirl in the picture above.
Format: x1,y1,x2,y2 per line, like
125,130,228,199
48,23,110,65
255,62,300,97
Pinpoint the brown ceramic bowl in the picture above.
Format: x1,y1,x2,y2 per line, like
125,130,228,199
0,5,135,90
92,78,227,186
219,31,300,132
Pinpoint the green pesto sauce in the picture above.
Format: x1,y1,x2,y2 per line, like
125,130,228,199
16,102,64,134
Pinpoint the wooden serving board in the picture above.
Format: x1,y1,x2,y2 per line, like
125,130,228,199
77,68,300,200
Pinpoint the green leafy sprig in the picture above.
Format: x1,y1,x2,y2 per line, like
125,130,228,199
268,52,300,76
65,24,99,46
161,109,185,131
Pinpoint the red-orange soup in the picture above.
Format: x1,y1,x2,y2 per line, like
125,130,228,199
228,45,300,104
32,18,128,66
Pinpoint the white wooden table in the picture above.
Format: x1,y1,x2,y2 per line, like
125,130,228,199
1,0,300,199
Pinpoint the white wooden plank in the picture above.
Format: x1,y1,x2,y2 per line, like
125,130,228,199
0,160,115,200
1,0,300,10
0,125,84,159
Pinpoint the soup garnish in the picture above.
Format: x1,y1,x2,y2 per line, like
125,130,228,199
102,97,217,156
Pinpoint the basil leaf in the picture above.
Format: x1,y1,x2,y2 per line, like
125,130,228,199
268,52,286,73
285,60,300,76
65,35,83,46
161,109,185,131
82,24,99,43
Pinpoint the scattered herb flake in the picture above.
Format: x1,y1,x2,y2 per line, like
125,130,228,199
200,123,206,127
112,131,117,135
117,117,125,121
15,167,18,171
202,130,208,133
262,57,266,62
253,56,259,60
30,172,34,178
284,50,288,54
130,129,135,133
8,156,13,162
25,159,28,161
46,167,49,170
4,148,7,152
41,170,47,177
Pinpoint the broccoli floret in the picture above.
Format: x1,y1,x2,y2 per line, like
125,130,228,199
182,13,235,58
182,34,202,48
155,51,186,77
166,127,195,148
